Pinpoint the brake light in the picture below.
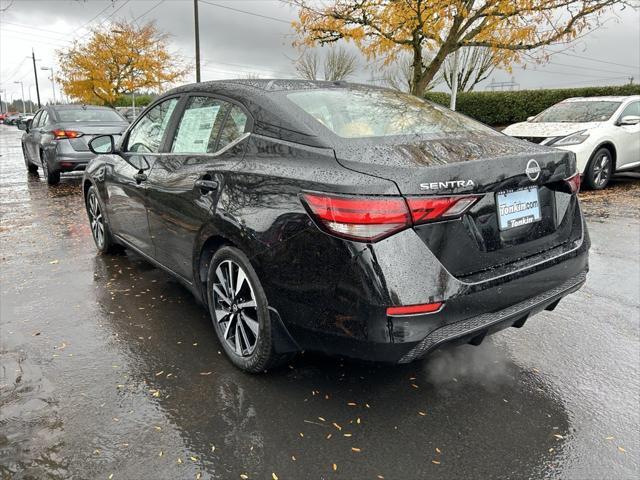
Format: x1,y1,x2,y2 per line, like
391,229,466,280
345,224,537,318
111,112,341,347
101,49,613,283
301,193,479,242
51,129,83,139
565,172,581,194
406,196,478,224
387,302,443,316
301,193,410,242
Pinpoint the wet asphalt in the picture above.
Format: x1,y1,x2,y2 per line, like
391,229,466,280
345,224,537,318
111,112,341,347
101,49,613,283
0,124,638,480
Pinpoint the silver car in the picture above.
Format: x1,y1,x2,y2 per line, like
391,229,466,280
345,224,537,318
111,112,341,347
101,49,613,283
20,105,129,184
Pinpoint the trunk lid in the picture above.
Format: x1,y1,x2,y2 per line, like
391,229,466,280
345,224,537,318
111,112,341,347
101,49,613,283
333,133,582,279
55,122,128,151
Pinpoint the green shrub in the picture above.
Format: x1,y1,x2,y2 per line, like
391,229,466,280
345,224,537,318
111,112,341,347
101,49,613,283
425,84,640,126
113,93,156,108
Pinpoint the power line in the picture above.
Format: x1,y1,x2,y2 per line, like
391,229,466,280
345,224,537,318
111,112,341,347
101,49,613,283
133,0,165,22
199,0,291,24
554,51,640,70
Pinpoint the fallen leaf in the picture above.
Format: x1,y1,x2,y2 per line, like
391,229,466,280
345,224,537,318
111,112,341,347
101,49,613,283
291,455,296,461
196,474,201,480
326,434,332,439
332,463,337,471
177,458,183,464
272,474,278,480
618,446,626,453
155,371,164,376
200,371,213,375
190,456,198,461
318,417,325,422
553,434,563,439
108,475,113,480
49,260,59,264
432,460,441,465
347,402,357,406
605,436,614,440
240,475,248,480
343,433,352,437
333,422,342,431
435,447,441,454
351,447,361,452
159,451,163,457
418,411,427,416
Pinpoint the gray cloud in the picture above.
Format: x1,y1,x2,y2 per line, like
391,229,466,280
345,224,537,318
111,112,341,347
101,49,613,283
1,0,638,103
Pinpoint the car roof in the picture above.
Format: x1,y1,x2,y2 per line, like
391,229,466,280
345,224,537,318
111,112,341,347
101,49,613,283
49,104,116,110
561,95,640,102
169,78,377,95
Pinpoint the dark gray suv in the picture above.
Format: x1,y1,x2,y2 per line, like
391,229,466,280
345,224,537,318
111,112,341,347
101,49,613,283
20,105,128,184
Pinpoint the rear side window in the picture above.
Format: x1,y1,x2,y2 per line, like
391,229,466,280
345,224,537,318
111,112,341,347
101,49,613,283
218,106,248,150
127,98,178,153
39,111,50,127
31,111,42,127
171,96,229,153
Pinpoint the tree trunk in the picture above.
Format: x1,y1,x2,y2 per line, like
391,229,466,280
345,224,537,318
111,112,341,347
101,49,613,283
412,45,451,96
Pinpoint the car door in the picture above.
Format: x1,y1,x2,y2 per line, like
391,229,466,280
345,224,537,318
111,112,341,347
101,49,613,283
105,96,181,257
145,95,251,280
24,110,42,158
612,101,640,168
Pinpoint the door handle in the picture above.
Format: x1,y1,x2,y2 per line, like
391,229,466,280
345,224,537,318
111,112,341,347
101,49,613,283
134,172,147,184
194,179,219,193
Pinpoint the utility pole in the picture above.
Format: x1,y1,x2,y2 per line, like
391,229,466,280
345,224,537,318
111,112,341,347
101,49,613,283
450,49,459,111
0,89,4,114
41,66,57,104
31,49,41,108
194,0,201,82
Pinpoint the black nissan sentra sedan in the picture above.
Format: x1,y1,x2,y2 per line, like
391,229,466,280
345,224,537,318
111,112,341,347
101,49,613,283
83,80,589,373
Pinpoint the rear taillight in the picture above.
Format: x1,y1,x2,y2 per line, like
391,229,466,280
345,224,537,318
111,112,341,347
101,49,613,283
51,129,83,139
301,193,479,242
565,172,581,194
387,302,444,316
301,193,410,242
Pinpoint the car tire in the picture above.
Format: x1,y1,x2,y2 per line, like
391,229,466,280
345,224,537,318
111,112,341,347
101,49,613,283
584,147,613,190
22,144,38,173
85,186,119,254
40,150,60,185
207,246,287,373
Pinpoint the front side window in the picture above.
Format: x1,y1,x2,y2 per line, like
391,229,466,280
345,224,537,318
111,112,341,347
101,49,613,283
171,96,229,153
127,98,178,153
533,101,622,123
619,101,640,119
217,105,248,149
39,111,49,127
287,88,497,139
31,111,42,127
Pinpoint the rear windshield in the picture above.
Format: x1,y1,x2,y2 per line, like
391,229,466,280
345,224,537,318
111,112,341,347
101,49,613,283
56,108,125,122
533,101,621,123
286,88,497,139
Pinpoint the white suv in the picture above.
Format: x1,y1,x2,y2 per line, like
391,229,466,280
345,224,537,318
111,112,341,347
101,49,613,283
503,95,640,189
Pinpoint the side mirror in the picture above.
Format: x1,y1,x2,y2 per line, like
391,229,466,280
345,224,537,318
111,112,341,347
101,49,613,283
526,116,535,122
89,134,115,154
17,121,27,131
618,115,640,126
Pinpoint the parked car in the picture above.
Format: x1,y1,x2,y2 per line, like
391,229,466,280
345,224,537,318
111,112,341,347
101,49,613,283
0,111,17,122
503,96,640,189
83,80,589,373
3,113,23,125
19,104,129,184
116,106,139,123
15,113,35,129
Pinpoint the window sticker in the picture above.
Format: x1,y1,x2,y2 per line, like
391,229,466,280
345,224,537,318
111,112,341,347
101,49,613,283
173,105,221,153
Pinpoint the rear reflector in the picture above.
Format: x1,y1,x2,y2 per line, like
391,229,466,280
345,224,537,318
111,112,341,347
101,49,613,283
565,172,581,194
51,129,83,139
387,302,443,316
301,192,479,242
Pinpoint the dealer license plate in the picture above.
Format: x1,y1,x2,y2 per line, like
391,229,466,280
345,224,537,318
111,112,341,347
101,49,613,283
496,187,541,231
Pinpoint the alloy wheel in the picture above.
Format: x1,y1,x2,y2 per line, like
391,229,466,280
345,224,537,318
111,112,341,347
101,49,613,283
212,259,260,357
87,192,105,248
592,153,611,187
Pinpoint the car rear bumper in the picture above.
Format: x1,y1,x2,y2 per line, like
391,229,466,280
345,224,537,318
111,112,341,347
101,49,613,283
50,142,94,171
263,208,589,364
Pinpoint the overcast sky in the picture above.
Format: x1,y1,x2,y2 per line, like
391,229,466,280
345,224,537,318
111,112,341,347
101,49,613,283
1,0,639,105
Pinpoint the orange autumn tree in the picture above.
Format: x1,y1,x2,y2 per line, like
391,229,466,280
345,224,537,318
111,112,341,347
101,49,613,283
57,21,186,106
292,0,623,96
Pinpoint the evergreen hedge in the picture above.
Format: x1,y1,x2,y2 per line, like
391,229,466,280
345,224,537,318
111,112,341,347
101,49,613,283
424,84,640,126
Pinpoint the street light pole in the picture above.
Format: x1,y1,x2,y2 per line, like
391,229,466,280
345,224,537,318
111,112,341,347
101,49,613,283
28,85,33,112
41,66,57,104
14,81,25,114
194,0,201,82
